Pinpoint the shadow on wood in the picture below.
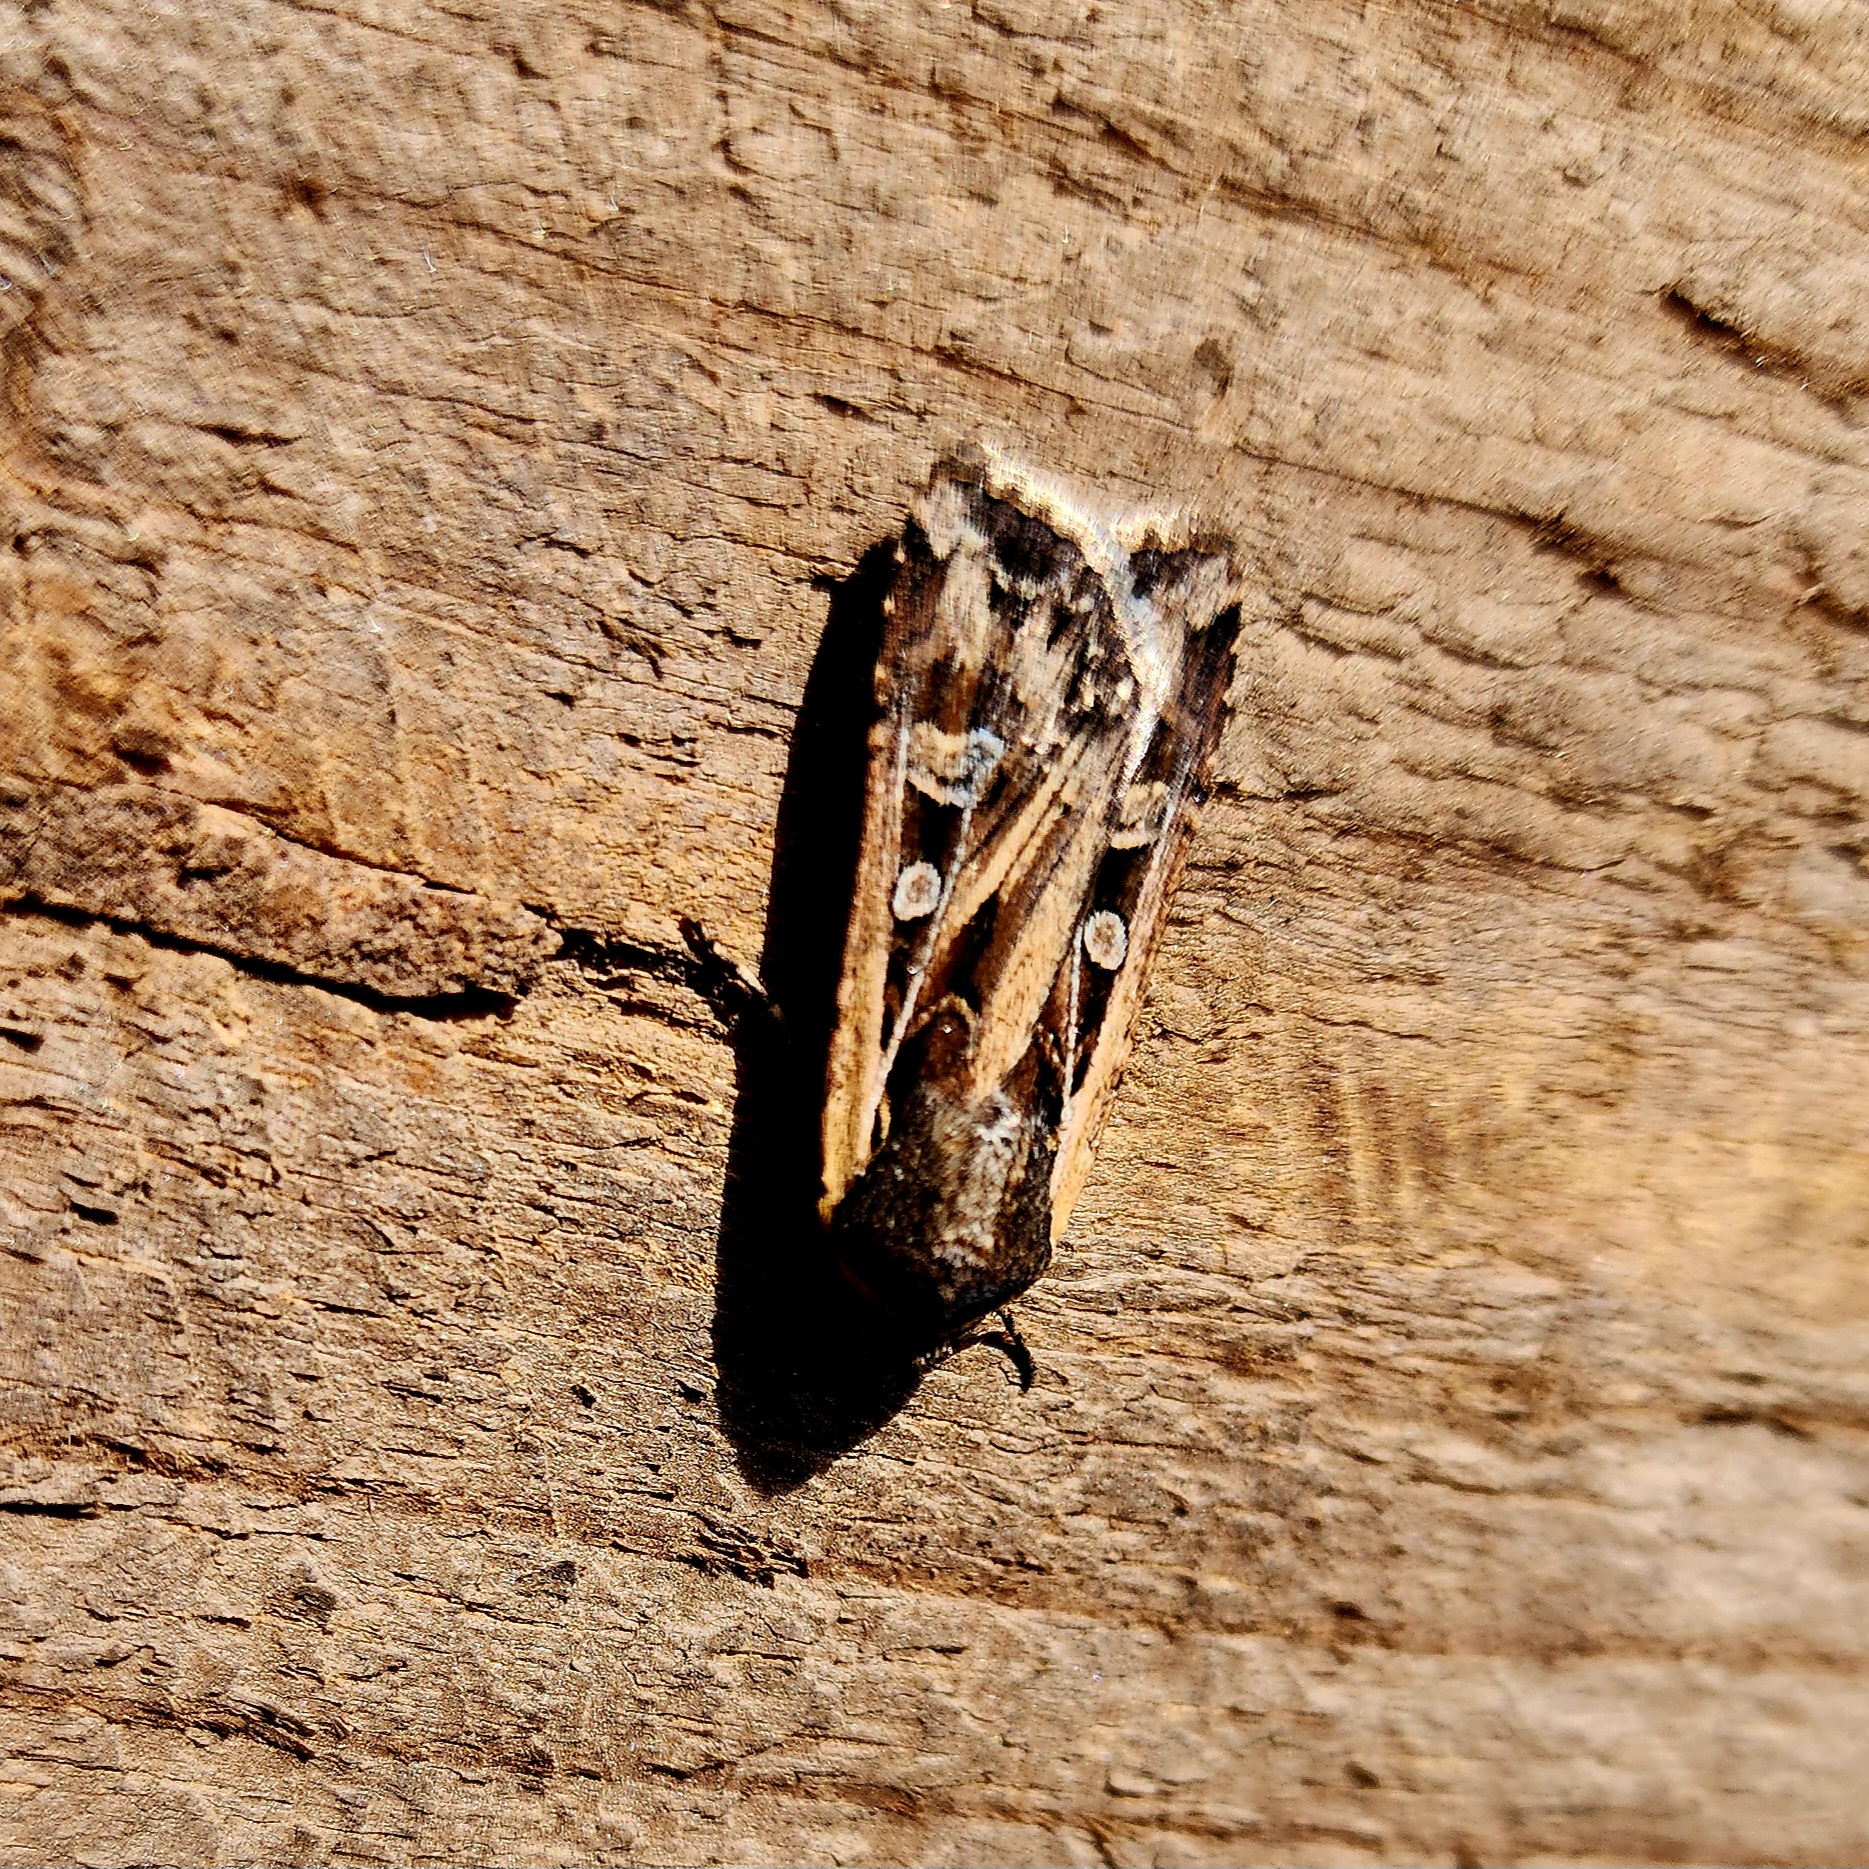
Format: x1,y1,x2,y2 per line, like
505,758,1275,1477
710,540,927,1490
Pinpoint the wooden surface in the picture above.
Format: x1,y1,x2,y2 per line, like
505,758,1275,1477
4,3,1868,1863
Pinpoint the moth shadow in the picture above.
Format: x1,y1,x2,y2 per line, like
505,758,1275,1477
711,540,927,1492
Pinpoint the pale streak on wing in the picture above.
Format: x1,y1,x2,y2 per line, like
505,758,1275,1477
964,780,1124,1097
820,707,910,1220
939,726,1095,938
1063,929,1083,1127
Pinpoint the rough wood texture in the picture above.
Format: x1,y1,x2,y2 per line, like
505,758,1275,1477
3,3,1868,1864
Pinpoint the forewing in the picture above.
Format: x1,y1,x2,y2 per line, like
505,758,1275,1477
1045,545,1240,1235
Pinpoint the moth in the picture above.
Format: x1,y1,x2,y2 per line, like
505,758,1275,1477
820,449,1242,1367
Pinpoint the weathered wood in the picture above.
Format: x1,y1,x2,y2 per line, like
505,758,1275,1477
3,2,1867,1863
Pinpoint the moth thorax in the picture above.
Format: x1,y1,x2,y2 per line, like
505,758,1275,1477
892,860,942,921
1083,910,1128,970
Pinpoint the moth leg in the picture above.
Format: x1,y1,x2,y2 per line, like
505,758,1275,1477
678,916,782,1037
920,1310,1036,1391
991,1309,1037,1391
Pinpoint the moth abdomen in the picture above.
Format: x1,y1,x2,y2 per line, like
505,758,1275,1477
830,999,1058,1341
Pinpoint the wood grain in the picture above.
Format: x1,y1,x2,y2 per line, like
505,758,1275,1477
3,2,1866,1863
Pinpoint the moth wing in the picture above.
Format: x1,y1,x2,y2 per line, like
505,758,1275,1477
821,468,1122,1217
820,460,1240,1251
820,702,908,1223
1047,589,1239,1235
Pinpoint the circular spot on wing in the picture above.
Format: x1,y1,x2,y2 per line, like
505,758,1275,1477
1083,909,1128,970
892,860,942,921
